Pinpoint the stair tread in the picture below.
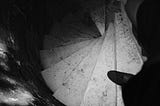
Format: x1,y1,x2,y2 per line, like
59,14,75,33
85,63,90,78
91,6,105,36
44,13,101,50
41,38,99,92
40,39,95,68
53,38,104,106
43,35,93,50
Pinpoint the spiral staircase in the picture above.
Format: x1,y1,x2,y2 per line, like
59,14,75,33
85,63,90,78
40,1,146,106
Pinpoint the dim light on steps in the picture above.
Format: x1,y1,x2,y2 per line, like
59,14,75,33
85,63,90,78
41,1,147,106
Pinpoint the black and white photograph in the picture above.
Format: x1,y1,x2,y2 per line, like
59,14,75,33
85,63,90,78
0,0,160,106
